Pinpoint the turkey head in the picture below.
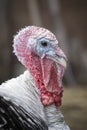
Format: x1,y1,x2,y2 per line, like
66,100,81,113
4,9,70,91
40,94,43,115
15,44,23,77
13,26,67,106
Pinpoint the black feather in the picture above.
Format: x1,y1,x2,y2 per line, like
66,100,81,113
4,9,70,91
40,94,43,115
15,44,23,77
0,96,48,130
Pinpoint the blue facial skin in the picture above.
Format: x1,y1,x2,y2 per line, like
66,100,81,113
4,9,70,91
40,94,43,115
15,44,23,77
36,38,53,57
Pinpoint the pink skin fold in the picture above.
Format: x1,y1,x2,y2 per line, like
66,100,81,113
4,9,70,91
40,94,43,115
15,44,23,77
40,49,65,106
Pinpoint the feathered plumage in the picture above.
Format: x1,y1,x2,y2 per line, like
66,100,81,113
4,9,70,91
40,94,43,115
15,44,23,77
0,26,70,130
0,71,47,130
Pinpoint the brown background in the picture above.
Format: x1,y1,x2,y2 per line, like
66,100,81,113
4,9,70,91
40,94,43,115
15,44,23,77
0,0,87,130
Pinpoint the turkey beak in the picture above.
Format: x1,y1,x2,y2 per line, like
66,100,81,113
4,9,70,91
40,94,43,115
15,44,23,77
46,48,67,68
54,55,66,68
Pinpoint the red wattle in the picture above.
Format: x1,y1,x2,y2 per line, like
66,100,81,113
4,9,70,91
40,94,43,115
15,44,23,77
24,52,63,106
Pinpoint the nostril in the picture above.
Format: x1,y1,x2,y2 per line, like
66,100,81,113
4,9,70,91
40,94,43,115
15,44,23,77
56,54,63,59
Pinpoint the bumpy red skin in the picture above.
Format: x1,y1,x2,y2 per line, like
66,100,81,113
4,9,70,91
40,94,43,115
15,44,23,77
23,52,63,106
13,26,65,106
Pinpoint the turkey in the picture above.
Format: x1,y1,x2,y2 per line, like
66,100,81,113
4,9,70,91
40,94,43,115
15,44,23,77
0,26,70,130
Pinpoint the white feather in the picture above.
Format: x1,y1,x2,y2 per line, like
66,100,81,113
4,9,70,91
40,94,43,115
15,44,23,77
0,71,46,121
0,71,70,130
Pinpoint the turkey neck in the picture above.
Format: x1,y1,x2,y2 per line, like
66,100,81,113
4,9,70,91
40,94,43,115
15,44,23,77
26,71,70,130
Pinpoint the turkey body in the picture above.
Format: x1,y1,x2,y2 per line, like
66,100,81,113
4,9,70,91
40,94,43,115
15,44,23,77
0,71,48,130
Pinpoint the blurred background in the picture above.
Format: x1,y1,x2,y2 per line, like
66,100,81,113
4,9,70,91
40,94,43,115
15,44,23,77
0,0,87,130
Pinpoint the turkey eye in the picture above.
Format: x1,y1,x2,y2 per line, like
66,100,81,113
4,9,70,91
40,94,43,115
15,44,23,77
41,41,48,47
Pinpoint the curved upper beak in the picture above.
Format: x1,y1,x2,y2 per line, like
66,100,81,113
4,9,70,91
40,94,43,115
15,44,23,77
53,55,67,68
46,47,67,68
